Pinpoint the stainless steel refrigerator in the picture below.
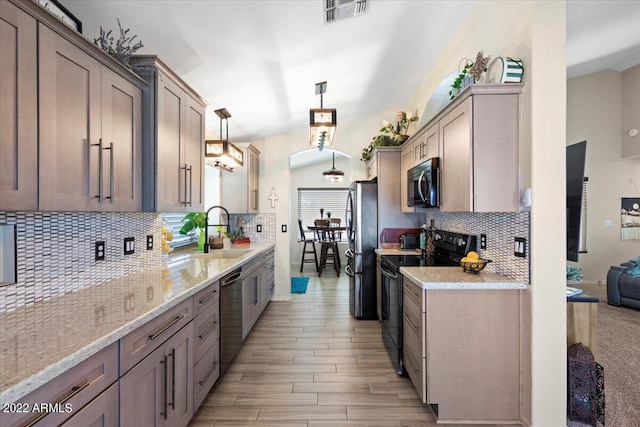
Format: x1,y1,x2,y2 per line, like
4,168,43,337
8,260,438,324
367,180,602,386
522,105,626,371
345,180,378,320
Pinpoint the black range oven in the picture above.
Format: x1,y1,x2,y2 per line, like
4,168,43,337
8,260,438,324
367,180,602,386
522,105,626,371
380,230,477,376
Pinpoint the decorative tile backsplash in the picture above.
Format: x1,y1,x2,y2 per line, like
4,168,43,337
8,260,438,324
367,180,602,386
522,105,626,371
425,211,530,282
0,212,162,312
0,211,277,312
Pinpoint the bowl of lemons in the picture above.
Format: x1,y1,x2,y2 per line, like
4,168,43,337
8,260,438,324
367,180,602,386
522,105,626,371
460,251,491,273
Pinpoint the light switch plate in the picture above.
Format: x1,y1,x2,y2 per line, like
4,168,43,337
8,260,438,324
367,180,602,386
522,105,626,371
124,237,135,255
281,224,287,233
257,224,262,233
514,237,526,258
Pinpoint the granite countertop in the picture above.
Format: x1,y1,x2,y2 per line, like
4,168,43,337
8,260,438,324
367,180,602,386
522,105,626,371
0,242,274,405
374,248,422,256
400,266,527,289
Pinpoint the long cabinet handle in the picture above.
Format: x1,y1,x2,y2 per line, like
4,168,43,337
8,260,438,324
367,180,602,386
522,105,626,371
21,381,90,427
187,165,193,206
148,314,185,341
169,349,176,411
106,142,114,203
199,360,218,386
404,313,419,333
180,164,189,206
198,288,219,305
160,355,168,420
198,319,218,340
92,138,104,203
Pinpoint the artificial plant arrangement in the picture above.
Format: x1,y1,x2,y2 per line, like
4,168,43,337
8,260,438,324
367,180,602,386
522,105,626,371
566,265,584,282
93,18,144,68
449,51,491,99
361,111,418,162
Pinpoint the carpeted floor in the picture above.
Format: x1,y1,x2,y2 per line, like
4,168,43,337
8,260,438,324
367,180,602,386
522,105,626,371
597,302,640,426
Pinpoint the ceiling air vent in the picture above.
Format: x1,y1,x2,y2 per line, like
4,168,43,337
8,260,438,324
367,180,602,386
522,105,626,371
325,0,367,24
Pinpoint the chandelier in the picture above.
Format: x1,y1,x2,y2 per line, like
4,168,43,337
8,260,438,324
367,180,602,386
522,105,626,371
322,152,344,182
205,108,243,172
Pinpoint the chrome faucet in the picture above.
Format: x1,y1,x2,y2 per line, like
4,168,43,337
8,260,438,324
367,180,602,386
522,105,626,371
204,205,230,253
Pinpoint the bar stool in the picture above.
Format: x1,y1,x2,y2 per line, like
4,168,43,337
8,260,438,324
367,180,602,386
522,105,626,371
315,219,340,277
298,220,318,272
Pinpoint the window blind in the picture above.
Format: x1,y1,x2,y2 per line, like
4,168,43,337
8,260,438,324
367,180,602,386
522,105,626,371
579,177,588,253
162,213,196,248
297,187,348,241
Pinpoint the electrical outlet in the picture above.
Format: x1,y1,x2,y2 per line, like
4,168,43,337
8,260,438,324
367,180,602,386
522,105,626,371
124,237,135,255
257,224,262,233
146,235,153,250
514,237,526,258
95,241,105,261
480,233,487,249
281,224,287,233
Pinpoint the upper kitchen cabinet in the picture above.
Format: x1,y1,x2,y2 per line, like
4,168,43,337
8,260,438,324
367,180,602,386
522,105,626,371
0,1,37,210
38,25,143,211
220,143,260,213
130,56,207,212
438,84,523,212
1,0,145,212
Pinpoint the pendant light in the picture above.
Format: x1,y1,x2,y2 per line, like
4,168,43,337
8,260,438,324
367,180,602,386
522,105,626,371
323,152,344,182
205,108,243,172
309,81,337,151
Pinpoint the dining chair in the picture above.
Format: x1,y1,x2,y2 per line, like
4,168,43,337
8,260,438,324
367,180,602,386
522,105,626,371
314,219,340,277
298,220,318,272
330,217,342,241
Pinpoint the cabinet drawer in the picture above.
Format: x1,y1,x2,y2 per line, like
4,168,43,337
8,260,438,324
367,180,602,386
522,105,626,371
193,281,220,317
403,280,424,312
403,295,423,354
60,382,119,427
120,299,193,375
0,343,118,427
403,347,425,403
193,301,220,363
193,337,220,410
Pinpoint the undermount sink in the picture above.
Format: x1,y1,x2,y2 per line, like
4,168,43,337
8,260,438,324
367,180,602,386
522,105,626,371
193,249,252,260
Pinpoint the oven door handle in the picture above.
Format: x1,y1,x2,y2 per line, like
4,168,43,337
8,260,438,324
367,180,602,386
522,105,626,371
345,248,354,259
345,264,355,277
379,264,398,279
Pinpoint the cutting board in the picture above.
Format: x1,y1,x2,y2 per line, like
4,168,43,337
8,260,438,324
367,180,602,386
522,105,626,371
379,228,422,249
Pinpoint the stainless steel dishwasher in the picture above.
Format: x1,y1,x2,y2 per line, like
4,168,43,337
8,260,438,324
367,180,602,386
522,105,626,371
219,267,243,375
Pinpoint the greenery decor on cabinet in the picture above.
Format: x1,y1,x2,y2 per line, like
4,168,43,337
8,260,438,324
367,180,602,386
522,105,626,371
449,51,490,99
93,18,143,68
361,111,418,162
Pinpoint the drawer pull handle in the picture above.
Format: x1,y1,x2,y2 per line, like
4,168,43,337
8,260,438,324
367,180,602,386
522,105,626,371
405,315,418,332
21,381,90,427
198,289,218,305
199,361,218,386
198,320,218,340
148,314,185,341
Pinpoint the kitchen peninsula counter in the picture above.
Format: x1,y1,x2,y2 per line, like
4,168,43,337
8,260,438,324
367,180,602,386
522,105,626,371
0,242,274,405
401,266,527,289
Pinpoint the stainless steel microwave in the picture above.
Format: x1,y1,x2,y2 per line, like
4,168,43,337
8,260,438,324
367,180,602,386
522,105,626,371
407,158,439,208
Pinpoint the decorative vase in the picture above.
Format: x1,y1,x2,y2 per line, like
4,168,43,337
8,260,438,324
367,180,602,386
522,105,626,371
327,212,331,219
197,230,206,251
320,208,324,218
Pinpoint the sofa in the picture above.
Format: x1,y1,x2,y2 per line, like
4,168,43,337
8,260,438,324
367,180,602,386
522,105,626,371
607,259,640,310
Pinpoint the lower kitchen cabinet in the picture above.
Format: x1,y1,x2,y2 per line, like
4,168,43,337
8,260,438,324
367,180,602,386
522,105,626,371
0,343,118,427
60,382,119,427
402,277,522,424
192,282,221,409
120,323,193,427
242,251,273,339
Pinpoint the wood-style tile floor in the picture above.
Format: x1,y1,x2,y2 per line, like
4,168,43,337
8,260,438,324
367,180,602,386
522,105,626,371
189,269,515,427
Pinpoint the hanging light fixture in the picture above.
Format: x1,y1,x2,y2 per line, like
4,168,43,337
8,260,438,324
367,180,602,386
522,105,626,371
322,152,344,182
309,81,337,151
205,108,243,172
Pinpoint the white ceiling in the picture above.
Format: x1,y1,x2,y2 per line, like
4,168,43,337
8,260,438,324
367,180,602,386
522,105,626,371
60,0,640,143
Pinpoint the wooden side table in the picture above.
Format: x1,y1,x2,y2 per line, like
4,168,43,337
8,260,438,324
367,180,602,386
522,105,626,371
567,292,599,359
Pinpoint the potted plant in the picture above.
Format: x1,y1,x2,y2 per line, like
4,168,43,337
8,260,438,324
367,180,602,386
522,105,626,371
225,230,251,246
209,225,225,249
361,112,418,162
179,212,207,250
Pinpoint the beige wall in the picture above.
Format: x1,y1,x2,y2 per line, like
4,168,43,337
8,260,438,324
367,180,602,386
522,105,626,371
567,67,640,282
622,64,640,157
